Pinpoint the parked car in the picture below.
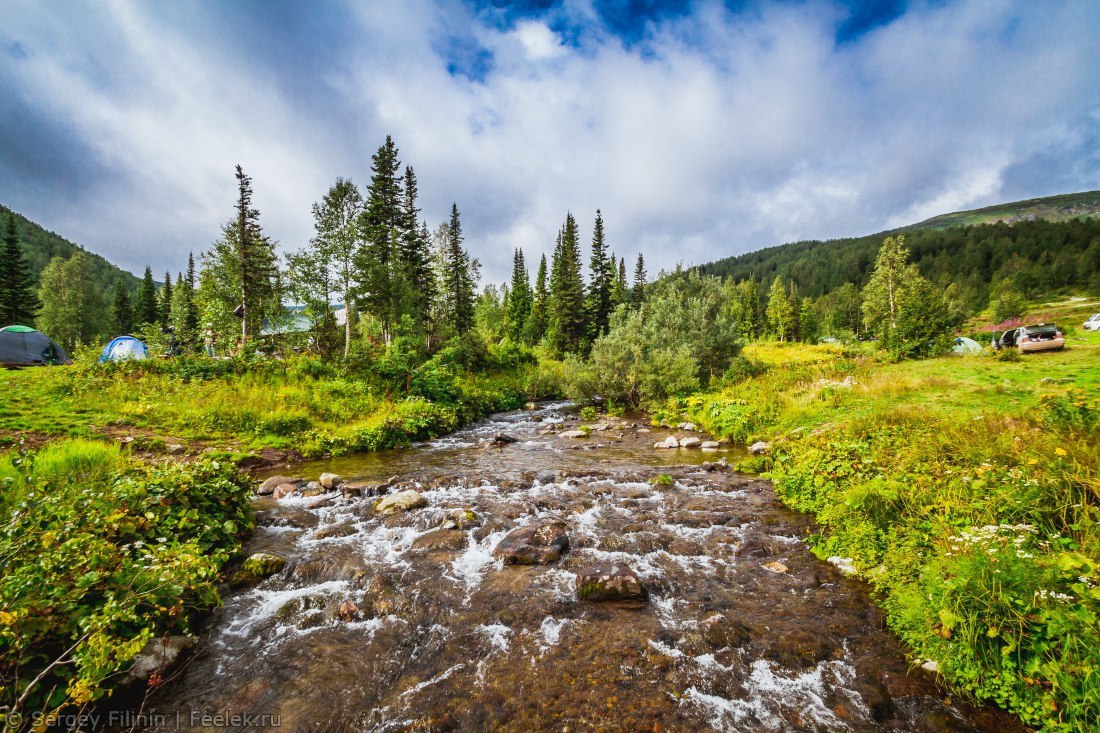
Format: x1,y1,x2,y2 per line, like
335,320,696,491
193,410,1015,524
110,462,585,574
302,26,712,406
1084,313,1100,331
1016,323,1064,353
991,328,1020,350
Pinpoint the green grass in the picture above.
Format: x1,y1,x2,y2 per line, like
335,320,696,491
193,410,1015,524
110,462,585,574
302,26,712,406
672,330,1099,731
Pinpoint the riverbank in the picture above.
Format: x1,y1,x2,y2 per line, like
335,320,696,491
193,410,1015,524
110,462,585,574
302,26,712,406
672,337,1099,731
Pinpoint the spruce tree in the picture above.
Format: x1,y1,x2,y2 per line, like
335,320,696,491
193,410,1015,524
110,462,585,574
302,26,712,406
548,213,586,354
632,253,647,307
506,248,532,341
398,166,436,333
736,277,762,340
160,270,173,328
0,211,38,325
442,203,476,337
184,253,199,337
355,136,403,343
585,210,613,339
169,272,198,350
524,254,549,344
111,280,133,334
137,266,159,327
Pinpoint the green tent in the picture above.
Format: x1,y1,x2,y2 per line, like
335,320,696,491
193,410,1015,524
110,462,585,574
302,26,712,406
0,325,71,366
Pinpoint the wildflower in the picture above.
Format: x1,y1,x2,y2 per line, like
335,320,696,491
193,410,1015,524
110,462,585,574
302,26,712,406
1055,448,1067,457
1027,458,1037,466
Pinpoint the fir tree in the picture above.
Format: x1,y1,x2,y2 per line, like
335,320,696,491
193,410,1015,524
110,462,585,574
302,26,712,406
524,254,549,344
184,253,199,337
548,213,586,354
631,253,647,307
442,204,476,337
585,210,613,339
137,266,159,327
735,277,762,340
111,280,133,334
506,248,532,341
355,136,403,343
0,211,38,325
160,270,173,328
398,166,436,333
233,165,279,341
169,272,198,350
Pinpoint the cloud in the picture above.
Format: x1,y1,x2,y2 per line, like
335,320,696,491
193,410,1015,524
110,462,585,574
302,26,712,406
1,0,1099,285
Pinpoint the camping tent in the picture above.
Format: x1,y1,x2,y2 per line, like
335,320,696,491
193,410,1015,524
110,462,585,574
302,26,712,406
0,325,71,366
952,336,982,355
99,336,149,363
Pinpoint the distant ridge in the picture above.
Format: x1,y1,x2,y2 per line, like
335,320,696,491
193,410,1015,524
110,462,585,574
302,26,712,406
696,190,1100,299
905,190,1100,231
1,204,143,296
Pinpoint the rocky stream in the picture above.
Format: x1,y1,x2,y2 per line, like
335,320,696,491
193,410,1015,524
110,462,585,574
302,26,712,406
119,402,1028,732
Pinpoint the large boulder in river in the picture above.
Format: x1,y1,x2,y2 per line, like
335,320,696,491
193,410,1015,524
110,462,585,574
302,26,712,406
654,436,680,449
576,564,647,602
319,472,343,489
679,436,701,448
256,475,301,496
491,432,519,446
493,523,569,565
122,635,195,685
748,441,771,455
374,490,428,515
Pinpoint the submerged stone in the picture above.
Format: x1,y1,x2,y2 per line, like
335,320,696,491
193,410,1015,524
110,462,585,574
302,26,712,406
491,432,519,445
493,523,570,565
576,564,647,602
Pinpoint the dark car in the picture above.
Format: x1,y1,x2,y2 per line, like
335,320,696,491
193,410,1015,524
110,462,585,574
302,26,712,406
991,328,1020,350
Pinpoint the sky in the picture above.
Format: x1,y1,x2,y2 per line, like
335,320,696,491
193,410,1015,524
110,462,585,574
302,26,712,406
3,0,1100,285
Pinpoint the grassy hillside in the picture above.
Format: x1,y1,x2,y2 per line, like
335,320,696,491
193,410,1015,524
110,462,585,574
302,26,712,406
1,204,143,297
911,190,1100,231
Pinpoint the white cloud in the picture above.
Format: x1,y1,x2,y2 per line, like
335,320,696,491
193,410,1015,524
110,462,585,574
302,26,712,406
2,0,1099,284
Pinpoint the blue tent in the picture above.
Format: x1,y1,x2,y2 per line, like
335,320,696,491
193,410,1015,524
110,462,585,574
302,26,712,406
99,336,149,363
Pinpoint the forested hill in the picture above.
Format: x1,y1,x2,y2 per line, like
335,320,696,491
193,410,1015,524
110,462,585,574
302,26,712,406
697,191,1100,307
1,204,143,296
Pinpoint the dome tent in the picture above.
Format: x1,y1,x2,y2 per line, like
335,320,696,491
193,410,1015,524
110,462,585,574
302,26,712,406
0,325,71,366
952,336,982,355
99,335,149,363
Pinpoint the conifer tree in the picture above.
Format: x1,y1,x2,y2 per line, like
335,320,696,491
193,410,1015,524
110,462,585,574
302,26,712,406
232,165,279,341
735,277,763,340
442,204,476,337
169,272,198,350
160,271,173,328
631,253,647,307
548,213,586,354
111,280,133,334
398,167,436,333
184,253,199,337
137,266,159,327
0,211,38,325
506,248,532,341
524,254,549,344
356,136,403,343
585,210,613,339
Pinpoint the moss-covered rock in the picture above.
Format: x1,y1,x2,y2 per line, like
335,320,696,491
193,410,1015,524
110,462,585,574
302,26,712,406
242,552,286,578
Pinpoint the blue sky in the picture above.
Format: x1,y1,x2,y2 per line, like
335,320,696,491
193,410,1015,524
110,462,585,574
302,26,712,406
2,0,1099,284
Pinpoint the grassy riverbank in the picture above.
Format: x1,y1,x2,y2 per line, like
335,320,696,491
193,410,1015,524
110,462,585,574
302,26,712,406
0,347,547,461
672,333,1099,730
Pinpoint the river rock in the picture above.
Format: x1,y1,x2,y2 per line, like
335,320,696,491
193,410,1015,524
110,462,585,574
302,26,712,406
560,430,587,439
273,483,298,500
374,490,428,515
762,561,789,574
701,441,720,449
678,422,697,431
491,432,519,445
735,533,771,559
679,436,701,448
242,552,286,578
121,635,195,684
637,428,651,433
524,402,539,410
319,472,343,489
166,443,186,455
301,481,326,496
654,436,679,449
576,564,647,601
313,522,357,540
748,441,771,455
340,483,364,498
701,613,751,649
256,475,301,496
493,523,570,565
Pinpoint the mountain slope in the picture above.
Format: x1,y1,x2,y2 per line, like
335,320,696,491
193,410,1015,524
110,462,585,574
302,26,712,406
697,190,1100,301
1,204,143,296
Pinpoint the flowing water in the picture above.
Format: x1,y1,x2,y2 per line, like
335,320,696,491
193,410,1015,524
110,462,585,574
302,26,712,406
124,403,1027,732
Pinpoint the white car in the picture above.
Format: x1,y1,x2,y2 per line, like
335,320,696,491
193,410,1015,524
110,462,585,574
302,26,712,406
1084,313,1100,331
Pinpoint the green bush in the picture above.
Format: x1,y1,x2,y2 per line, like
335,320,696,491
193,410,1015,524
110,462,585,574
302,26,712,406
0,444,252,720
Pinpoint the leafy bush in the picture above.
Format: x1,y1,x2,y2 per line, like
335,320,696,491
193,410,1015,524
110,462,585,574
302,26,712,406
0,443,252,721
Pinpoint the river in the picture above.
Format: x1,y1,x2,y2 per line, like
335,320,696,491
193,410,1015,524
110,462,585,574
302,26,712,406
121,402,1027,732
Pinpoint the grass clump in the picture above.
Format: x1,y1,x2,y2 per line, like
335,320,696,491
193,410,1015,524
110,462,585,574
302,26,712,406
0,441,252,722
